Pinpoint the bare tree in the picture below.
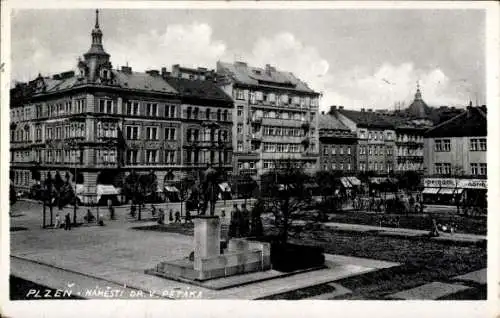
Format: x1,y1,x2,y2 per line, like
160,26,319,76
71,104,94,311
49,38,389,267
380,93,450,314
261,160,312,244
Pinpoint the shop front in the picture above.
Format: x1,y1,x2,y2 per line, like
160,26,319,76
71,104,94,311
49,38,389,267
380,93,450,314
422,178,487,206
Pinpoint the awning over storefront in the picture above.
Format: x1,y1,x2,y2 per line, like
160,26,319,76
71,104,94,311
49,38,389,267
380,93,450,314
156,185,163,193
96,184,120,202
219,182,232,192
165,186,179,193
340,177,352,188
438,188,455,195
454,188,464,195
422,188,440,194
347,177,361,186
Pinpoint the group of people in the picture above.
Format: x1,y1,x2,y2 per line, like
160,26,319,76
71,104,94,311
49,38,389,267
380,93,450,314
53,212,73,230
228,203,263,238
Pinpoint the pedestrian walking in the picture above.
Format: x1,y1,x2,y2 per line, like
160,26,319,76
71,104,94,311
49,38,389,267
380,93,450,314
64,213,72,231
54,213,61,229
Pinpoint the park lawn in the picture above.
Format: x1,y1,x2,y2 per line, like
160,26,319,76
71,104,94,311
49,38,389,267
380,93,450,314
323,210,486,235
264,226,486,300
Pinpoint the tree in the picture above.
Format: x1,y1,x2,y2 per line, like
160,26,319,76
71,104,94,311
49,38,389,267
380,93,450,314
122,171,141,219
261,160,312,244
43,172,55,227
10,180,17,206
178,175,195,218
397,171,422,192
236,174,257,205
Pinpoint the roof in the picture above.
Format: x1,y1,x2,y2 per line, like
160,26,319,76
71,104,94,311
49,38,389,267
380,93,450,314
26,70,179,96
336,109,394,129
112,70,177,93
425,106,487,138
319,113,351,131
164,77,232,102
217,61,317,94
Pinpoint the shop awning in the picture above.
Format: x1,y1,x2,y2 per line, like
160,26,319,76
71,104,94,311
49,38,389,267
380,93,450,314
165,186,179,192
340,177,352,188
156,185,163,193
422,187,440,194
347,177,361,186
219,182,232,192
454,188,464,195
438,188,455,195
97,184,119,195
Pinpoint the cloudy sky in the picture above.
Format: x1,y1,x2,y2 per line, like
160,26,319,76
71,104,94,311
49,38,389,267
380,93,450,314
11,8,485,111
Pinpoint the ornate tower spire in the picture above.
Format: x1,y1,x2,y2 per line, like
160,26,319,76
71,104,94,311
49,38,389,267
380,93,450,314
414,80,422,101
82,9,110,82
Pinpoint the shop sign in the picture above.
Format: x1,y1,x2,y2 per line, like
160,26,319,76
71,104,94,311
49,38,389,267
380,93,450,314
423,178,457,188
457,179,487,189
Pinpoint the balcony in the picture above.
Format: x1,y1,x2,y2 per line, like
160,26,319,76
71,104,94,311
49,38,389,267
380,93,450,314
251,116,262,125
251,133,262,141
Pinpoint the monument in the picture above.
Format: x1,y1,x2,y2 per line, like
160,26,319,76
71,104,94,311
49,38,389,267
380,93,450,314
147,167,271,282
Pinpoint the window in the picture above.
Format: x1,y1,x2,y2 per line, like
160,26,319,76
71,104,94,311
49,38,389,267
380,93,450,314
347,163,351,170
237,124,243,134
146,103,158,117
186,107,192,119
435,139,451,152
99,99,114,114
236,90,245,100
127,150,139,164
332,147,336,155
250,92,256,104
386,132,392,140
125,126,140,140
237,106,243,117
339,163,344,170
146,127,158,140
340,147,344,155
145,150,158,164
369,147,373,155
206,108,211,120
169,105,176,118
331,163,336,170
478,138,487,151
347,147,351,155
193,107,199,119
223,110,229,121
471,163,478,175
126,101,140,115
237,141,243,152
323,146,329,155
368,132,372,139
165,127,176,140
480,163,487,175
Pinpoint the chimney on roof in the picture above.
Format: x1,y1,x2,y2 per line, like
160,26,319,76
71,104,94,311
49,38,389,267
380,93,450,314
52,74,61,80
368,109,373,112
339,106,344,110
330,106,337,113
121,66,132,74
361,108,365,112
146,70,160,76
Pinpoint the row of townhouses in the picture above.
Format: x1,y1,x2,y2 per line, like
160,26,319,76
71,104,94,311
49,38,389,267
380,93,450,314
10,11,487,204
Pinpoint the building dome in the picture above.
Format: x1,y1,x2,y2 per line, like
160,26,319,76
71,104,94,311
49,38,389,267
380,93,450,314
407,83,431,119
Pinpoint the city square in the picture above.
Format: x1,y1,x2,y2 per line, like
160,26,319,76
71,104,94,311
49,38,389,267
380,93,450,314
7,6,489,303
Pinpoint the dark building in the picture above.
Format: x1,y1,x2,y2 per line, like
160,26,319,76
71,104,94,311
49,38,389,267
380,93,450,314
318,112,357,173
9,10,233,203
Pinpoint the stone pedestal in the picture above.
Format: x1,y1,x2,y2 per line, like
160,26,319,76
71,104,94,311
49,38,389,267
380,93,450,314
194,216,221,270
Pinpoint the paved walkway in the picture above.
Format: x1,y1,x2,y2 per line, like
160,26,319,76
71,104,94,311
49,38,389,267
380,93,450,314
322,222,486,243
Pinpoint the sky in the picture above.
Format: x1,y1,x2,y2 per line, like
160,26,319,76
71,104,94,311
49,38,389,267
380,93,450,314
11,8,486,112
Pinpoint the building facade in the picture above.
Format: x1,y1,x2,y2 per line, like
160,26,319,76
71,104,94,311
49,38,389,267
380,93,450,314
330,106,396,175
318,113,357,173
10,10,233,203
216,61,320,177
423,105,487,177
